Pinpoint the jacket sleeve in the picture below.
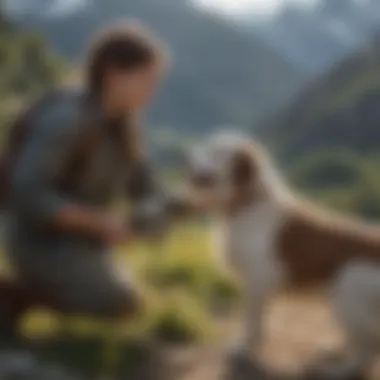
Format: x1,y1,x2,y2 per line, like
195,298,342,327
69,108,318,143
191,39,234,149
125,159,162,202
10,98,83,225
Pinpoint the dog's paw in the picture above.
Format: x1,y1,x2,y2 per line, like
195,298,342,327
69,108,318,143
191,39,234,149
225,337,257,361
224,342,269,380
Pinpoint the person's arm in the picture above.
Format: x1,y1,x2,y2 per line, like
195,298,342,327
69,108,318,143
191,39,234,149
125,159,204,237
125,159,159,202
10,98,117,240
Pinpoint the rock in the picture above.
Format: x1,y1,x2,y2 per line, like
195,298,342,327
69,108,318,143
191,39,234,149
0,350,40,380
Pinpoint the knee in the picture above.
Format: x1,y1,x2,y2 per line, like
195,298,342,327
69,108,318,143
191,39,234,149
106,285,143,320
118,287,143,318
66,282,143,320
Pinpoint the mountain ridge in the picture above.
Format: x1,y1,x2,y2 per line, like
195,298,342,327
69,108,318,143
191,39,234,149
258,32,380,162
8,0,305,133
247,0,380,74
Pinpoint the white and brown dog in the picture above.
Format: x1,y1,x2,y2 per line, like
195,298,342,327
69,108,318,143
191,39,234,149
188,132,380,378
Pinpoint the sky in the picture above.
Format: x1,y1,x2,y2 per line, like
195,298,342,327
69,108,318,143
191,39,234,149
5,0,319,19
194,0,318,17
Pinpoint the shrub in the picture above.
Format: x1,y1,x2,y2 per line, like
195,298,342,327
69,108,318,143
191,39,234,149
150,292,212,344
288,149,363,191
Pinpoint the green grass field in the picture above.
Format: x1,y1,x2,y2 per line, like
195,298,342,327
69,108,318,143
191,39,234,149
9,221,240,345
0,221,241,377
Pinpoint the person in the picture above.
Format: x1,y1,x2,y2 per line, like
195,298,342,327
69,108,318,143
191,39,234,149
2,21,170,331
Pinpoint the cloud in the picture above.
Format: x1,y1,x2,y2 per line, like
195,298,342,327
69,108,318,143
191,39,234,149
194,0,281,15
194,0,318,16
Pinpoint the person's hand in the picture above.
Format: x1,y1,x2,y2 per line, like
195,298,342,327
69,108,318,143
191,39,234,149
101,216,135,246
171,186,214,214
54,206,135,245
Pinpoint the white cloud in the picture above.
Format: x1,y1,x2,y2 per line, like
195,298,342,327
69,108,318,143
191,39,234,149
194,0,318,16
195,0,281,15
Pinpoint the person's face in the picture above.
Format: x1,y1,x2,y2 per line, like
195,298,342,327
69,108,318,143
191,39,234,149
105,62,164,113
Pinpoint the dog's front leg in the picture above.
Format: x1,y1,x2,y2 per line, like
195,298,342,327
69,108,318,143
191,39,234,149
226,284,270,379
229,282,268,360
243,287,267,357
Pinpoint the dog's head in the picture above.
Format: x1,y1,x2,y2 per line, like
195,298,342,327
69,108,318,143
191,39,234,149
186,132,268,213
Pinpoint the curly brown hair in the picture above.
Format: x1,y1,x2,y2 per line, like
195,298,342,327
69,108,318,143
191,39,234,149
86,21,168,94
85,21,168,160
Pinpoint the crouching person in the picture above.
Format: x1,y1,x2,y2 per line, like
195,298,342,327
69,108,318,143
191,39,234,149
1,22,169,334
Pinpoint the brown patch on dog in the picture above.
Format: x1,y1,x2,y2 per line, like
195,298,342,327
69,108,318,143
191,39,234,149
278,200,380,288
224,140,380,288
227,145,262,216
231,146,258,188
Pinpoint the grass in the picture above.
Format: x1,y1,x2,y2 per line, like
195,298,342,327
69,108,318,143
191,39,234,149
13,221,239,345
0,221,241,376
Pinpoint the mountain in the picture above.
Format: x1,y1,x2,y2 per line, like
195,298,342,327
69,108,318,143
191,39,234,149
6,0,305,134
253,30,380,219
248,0,380,75
258,32,380,163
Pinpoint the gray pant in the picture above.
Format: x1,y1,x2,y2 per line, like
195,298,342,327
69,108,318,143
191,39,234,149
8,241,137,317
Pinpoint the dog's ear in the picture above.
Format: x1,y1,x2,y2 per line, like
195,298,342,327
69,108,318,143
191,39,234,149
231,146,258,188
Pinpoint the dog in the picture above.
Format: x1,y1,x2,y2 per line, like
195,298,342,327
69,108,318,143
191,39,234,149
187,131,380,379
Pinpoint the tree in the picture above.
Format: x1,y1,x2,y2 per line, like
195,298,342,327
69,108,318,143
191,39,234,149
0,4,65,146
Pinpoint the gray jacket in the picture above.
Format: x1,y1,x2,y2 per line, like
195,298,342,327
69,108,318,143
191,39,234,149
6,90,157,276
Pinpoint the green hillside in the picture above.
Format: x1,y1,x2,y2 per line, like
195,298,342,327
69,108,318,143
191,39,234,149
259,36,380,219
260,38,380,161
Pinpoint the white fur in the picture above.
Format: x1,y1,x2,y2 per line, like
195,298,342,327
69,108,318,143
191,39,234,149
223,200,285,289
190,132,290,355
222,200,287,356
190,131,380,369
333,263,380,362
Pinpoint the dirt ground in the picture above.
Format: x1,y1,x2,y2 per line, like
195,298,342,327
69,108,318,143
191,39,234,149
5,294,376,379
161,294,379,380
